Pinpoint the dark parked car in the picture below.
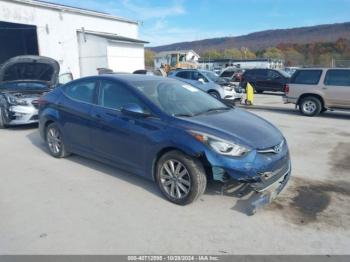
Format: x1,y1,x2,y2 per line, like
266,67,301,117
39,75,291,208
0,56,60,128
241,68,290,93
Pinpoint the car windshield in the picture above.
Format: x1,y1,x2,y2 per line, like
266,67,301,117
132,79,230,117
0,81,49,91
201,71,219,82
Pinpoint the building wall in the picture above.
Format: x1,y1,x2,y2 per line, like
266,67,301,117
107,41,145,73
0,0,139,78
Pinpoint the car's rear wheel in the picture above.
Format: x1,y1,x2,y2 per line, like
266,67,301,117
155,150,207,205
46,123,69,158
299,96,322,117
208,91,220,100
0,108,8,129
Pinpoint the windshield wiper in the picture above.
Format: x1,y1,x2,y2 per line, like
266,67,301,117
195,107,230,116
173,113,194,117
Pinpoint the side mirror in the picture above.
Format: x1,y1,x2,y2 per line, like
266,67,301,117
198,78,205,84
121,103,151,118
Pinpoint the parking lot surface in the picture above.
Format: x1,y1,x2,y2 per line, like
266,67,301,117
1,94,350,255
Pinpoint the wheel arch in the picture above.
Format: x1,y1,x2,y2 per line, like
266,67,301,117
297,93,325,108
151,146,212,181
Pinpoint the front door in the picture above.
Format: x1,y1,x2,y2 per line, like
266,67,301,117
90,79,161,172
322,69,350,108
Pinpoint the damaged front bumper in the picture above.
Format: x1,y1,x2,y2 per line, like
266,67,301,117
6,104,39,125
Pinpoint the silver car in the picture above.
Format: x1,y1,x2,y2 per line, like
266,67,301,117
0,56,60,128
168,69,241,100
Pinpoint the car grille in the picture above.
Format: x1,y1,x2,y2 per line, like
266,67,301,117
259,162,290,182
257,140,285,154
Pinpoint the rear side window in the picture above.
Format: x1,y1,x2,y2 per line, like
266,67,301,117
64,80,96,103
291,70,322,85
324,70,350,86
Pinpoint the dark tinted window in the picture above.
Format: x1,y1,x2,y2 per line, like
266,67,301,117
176,71,190,79
324,70,350,86
268,70,281,79
220,70,235,78
99,80,145,110
245,69,267,77
291,70,322,85
64,80,96,103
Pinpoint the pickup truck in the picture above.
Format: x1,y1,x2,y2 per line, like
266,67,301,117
283,68,350,116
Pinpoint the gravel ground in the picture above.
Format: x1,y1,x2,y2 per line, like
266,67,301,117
0,93,349,255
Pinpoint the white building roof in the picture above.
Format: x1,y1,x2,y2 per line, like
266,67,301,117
6,0,139,24
155,50,200,58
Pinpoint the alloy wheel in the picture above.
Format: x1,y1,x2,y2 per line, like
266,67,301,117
47,127,62,154
302,100,317,114
160,159,192,199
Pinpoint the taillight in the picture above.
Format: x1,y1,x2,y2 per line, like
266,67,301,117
284,84,289,94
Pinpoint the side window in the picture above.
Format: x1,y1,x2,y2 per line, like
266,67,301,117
99,80,146,110
291,70,322,85
190,71,208,82
64,80,96,103
176,71,189,79
324,70,350,86
268,70,281,79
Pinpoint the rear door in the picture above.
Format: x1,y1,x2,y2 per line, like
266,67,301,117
322,69,350,108
59,79,98,153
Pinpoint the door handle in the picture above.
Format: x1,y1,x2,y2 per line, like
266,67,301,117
92,113,102,120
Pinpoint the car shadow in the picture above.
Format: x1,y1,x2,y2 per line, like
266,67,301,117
26,130,163,199
5,123,38,131
241,105,350,120
26,129,261,216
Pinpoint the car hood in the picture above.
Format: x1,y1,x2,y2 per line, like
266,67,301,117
0,56,60,86
177,108,284,149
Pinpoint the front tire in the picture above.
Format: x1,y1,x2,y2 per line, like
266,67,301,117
46,123,69,158
155,150,207,205
0,108,8,129
299,96,322,117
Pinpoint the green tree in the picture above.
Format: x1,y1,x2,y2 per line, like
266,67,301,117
145,50,155,67
223,48,242,59
283,48,304,66
201,49,223,59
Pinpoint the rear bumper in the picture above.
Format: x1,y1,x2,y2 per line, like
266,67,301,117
283,96,297,104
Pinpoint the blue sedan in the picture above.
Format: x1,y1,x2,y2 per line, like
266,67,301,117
39,74,291,206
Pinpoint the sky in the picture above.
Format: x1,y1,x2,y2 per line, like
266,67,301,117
48,0,350,47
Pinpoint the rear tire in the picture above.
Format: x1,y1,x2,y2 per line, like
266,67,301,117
155,150,207,205
46,123,69,158
0,108,8,129
299,96,322,117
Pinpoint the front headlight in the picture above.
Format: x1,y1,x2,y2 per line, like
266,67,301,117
189,131,249,157
6,95,28,106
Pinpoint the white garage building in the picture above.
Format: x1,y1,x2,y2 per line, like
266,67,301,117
0,0,148,78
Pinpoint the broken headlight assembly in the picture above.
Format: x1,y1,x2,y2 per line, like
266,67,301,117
189,131,250,157
5,94,29,106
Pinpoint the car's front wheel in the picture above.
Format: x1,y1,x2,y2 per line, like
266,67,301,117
155,150,207,205
299,96,322,116
46,123,69,158
0,108,8,129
